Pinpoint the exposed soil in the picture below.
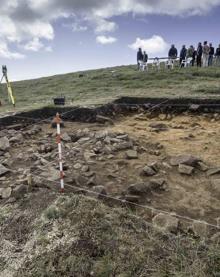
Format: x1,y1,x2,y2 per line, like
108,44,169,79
1,111,220,225
1,106,220,276
56,113,220,225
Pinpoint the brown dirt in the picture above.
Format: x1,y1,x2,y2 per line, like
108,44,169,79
38,113,220,226
1,112,220,229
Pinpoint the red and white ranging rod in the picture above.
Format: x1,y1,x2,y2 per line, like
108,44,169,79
54,113,64,192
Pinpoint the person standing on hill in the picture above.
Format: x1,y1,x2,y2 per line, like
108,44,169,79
197,42,203,67
143,51,148,63
180,45,187,67
192,47,197,66
168,44,178,59
215,44,220,66
186,45,195,66
202,41,210,67
208,43,215,66
137,48,143,70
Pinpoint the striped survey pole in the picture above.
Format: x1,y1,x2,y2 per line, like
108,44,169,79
54,113,64,192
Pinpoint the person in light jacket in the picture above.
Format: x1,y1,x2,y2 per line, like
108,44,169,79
202,41,210,67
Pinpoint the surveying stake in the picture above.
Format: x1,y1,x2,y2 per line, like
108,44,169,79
0,65,16,107
54,113,65,192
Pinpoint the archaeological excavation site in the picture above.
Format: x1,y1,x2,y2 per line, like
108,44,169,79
1,97,220,276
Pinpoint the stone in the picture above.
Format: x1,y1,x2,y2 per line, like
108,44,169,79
89,186,107,199
170,154,201,166
207,168,220,176
142,166,156,176
84,151,96,161
73,163,82,170
197,161,209,172
83,171,95,178
192,221,208,238
213,113,219,119
115,141,133,151
116,134,129,140
149,122,168,131
38,144,53,154
158,114,167,120
149,179,167,191
40,167,60,182
86,176,99,187
0,164,10,177
78,137,91,144
96,115,114,125
127,183,151,195
12,184,27,199
124,195,141,203
152,213,179,233
32,125,42,133
0,187,12,199
75,175,88,186
81,165,89,172
103,146,113,155
178,164,194,175
0,137,10,151
189,104,200,112
167,114,172,120
62,132,71,142
162,162,172,170
126,150,138,159
95,131,108,140
148,162,159,172
32,176,45,188
9,133,23,143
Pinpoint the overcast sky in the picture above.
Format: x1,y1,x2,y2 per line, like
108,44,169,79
1,0,220,81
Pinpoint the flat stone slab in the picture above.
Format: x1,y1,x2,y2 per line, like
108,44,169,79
0,137,10,151
170,155,200,166
126,150,138,159
178,164,194,175
0,164,10,177
207,168,220,176
0,187,12,199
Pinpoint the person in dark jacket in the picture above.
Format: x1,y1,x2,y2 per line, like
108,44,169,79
137,48,143,70
192,47,197,66
180,45,187,67
208,43,215,66
215,44,220,66
197,42,203,67
168,44,178,59
143,51,148,63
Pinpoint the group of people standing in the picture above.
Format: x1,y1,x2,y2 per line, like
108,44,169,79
170,42,220,67
137,42,220,70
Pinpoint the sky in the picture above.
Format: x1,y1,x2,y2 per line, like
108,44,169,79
0,0,220,81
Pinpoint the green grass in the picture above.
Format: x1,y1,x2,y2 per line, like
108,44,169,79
1,65,220,115
15,194,220,277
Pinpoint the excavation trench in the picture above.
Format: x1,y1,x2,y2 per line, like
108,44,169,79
1,97,220,237
1,97,220,129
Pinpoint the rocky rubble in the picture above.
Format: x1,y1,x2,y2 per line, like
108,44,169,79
0,137,10,151
0,116,220,238
152,213,179,233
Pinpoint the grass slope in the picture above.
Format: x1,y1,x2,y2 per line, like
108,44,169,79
2,194,218,277
0,65,220,114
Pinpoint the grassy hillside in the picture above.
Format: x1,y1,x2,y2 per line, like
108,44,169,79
1,65,220,114
2,194,219,277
